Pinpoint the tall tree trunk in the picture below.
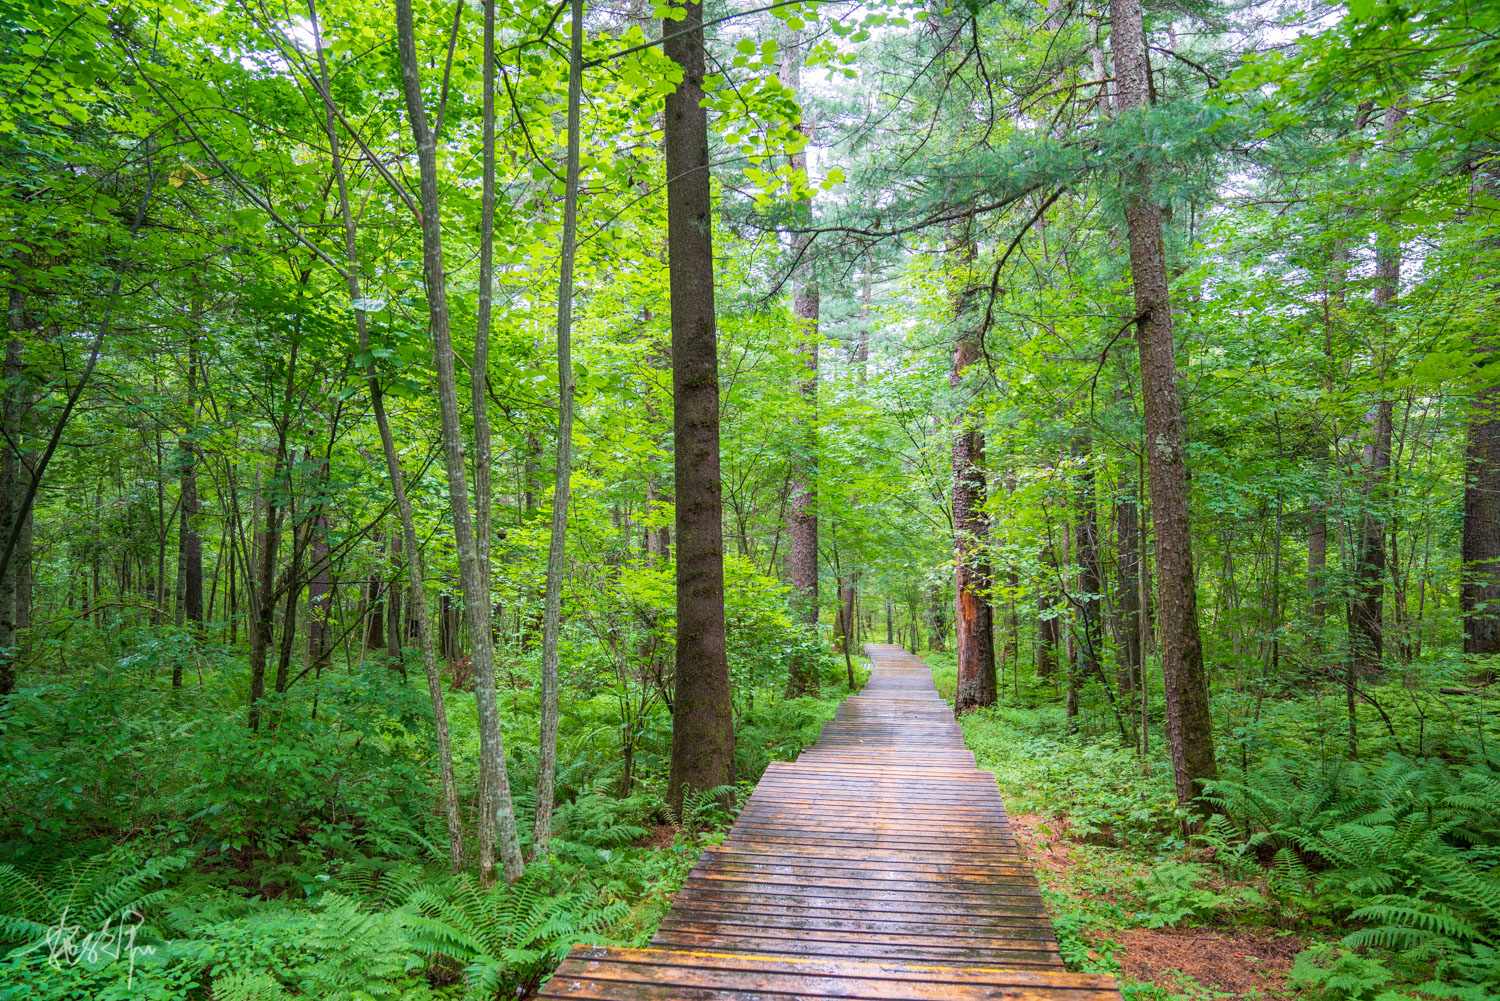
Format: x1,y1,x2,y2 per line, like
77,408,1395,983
663,0,735,815
1463,163,1500,660
1464,380,1500,658
841,577,857,648
0,291,23,697
178,336,203,670
1351,104,1404,677
1038,591,1060,678
154,433,167,626
394,0,524,882
1111,0,1217,807
781,26,820,697
1062,521,1076,674
227,536,237,645
14,500,29,634
1038,545,1059,680
950,210,996,711
306,0,452,873
1352,401,1393,676
308,512,332,673
386,532,402,663
927,584,945,652
1114,489,1142,694
1308,496,1328,621
440,592,457,662
247,457,282,731
831,578,849,652
247,327,299,730
1316,103,1373,630
952,262,997,711
1005,570,1020,667
364,570,386,651
1074,446,1102,719
274,527,306,697
532,0,583,859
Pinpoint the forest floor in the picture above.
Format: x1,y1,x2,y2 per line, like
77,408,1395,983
924,653,1311,1001
1009,810,1303,999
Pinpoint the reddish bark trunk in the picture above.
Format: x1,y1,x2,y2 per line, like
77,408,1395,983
951,321,996,711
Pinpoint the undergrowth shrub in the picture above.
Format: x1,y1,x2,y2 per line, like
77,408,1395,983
404,864,628,999
957,703,1180,850
0,668,438,870
1,848,637,1000
1132,860,1265,928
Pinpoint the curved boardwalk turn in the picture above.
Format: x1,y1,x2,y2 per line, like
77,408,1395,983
543,644,1123,1001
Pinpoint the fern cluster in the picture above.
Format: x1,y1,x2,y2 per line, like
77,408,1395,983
404,865,628,999
1206,750,1500,997
0,849,635,1001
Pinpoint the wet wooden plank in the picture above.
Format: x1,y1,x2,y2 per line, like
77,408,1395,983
669,887,1047,917
544,947,1117,1001
646,933,1066,967
657,918,1056,948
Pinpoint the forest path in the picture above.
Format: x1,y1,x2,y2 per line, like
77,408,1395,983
541,644,1123,1000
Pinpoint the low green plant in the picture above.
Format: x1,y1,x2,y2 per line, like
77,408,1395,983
403,866,628,1000
1289,943,1417,1001
1133,861,1263,928
1041,888,1126,975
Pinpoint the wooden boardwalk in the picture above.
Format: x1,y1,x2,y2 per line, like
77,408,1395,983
542,644,1123,1001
